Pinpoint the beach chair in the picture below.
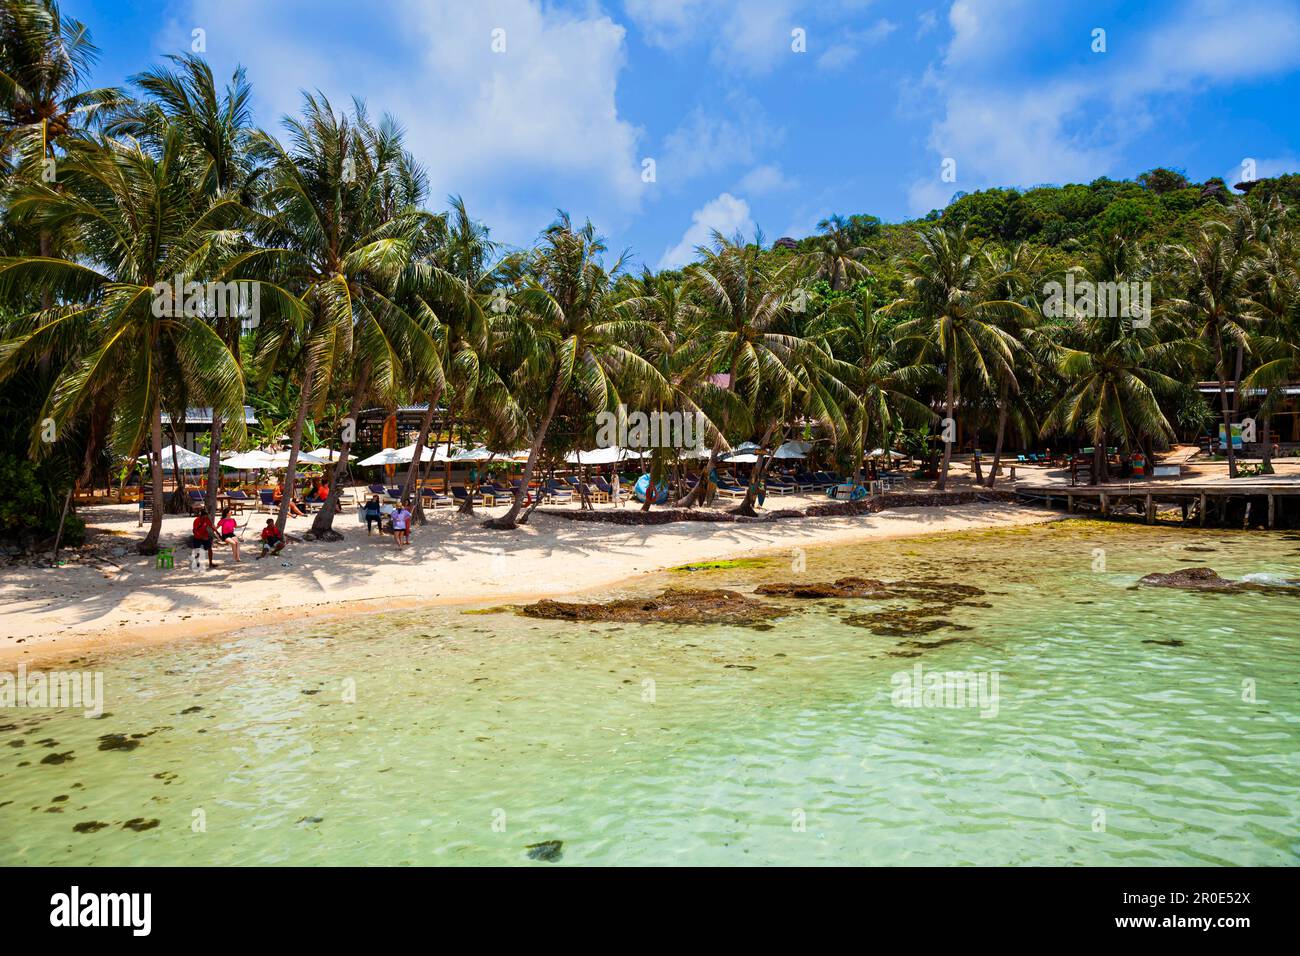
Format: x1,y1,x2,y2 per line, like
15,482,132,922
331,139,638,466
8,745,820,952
765,476,795,495
543,479,573,503
257,490,276,513
419,487,452,509
186,489,206,514
451,486,483,506
225,489,253,514
593,476,614,499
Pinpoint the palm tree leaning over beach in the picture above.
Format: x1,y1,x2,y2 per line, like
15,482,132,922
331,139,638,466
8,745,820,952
0,128,246,553
673,234,809,507
486,213,671,530
240,94,438,536
1242,213,1299,473
885,224,1035,490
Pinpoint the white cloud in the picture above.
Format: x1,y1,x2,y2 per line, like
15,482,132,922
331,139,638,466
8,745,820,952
738,163,795,194
660,96,782,185
904,0,1300,215
625,0,888,75
816,18,897,71
166,0,646,246
658,193,755,269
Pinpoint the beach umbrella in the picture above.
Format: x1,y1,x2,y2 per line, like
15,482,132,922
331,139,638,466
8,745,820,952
773,441,809,459
722,452,760,463
867,448,906,459
142,444,210,471
395,442,435,463
730,441,764,456
449,446,497,462
265,449,328,467
221,450,276,470
358,447,409,467
307,446,354,463
565,446,624,465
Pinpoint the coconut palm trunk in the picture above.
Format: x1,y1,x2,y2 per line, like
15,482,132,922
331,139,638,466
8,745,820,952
277,354,318,533
311,363,372,539
987,395,1009,488
937,363,956,491
139,400,167,554
1261,415,1274,474
205,411,223,517
735,423,782,516
488,375,564,529
399,391,439,522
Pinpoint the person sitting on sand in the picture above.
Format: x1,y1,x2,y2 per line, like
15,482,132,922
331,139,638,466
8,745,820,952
217,508,241,562
273,481,307,518
190,511,219,568
257,519,285,559
364,495,383,535
390,502,411,547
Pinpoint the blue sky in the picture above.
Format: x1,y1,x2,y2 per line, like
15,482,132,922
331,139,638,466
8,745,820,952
73,0,1300,270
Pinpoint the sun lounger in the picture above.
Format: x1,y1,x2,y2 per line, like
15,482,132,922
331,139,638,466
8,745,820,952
419,487,452,508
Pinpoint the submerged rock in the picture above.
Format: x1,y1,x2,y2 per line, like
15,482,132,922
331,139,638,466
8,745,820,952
756,576,985,603
516,587,789,626
525,839,563,862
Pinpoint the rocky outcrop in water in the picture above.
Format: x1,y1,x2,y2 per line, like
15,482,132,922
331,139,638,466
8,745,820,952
1138,566,1300,594
756,576,985,603
516,587,791,626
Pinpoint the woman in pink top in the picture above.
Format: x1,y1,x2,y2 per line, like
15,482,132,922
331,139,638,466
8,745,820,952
218,508,241,562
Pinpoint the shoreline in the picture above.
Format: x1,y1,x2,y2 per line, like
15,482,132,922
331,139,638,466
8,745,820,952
0,501,1063,667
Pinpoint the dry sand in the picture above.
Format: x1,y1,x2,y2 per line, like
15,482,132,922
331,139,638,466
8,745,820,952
0,490,1059,665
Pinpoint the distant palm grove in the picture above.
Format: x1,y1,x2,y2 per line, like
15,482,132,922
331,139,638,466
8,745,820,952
3,0,1299,552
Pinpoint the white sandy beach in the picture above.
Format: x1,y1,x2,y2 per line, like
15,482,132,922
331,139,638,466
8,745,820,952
0,490,1059,664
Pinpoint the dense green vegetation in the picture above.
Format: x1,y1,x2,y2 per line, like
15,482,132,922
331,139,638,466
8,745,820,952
2,0,1298,550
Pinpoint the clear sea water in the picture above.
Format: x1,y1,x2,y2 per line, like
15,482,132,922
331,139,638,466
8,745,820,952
2,520,1296,865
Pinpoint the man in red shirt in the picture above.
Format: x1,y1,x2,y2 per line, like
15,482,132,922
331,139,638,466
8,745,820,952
257,519,285,560
190,512,219,568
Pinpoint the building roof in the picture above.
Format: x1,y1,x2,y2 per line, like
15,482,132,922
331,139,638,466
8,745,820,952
161,406,258,425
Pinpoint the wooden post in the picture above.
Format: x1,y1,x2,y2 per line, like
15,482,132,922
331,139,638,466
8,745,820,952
1180,500,1189,525
1145,494,1153,524
1199,493,1206,527
1067,494,1074,513
1100,492,1109,516
1268,494,1275,529
1243,500,1252,530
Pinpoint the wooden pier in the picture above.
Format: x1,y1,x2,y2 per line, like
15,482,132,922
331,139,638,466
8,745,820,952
1015,479,1300,529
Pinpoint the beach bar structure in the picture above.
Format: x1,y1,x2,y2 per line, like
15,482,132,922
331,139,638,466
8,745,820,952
1016,478,1300,529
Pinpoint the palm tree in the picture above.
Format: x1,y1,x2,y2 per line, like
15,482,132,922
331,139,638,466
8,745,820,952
486,213,670,529
673,234,809,507
808,214,870,291
1243,216,1299,473
885,225,1035,490
107,54,260,516
1165,208,1262,478
808,288,936,484
1042,313,1181,482
240,94,438,536
0,128,246,552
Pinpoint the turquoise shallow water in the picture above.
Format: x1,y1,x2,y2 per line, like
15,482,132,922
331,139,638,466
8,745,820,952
1,520,1297,866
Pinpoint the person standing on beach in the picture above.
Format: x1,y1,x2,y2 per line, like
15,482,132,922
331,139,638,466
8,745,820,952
191,511,219,568
611,471,622,508
391,502,411,547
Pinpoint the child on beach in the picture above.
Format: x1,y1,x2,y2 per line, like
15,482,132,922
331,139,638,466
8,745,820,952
257,519,285,559
390,503,411,547
218,508,241,562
